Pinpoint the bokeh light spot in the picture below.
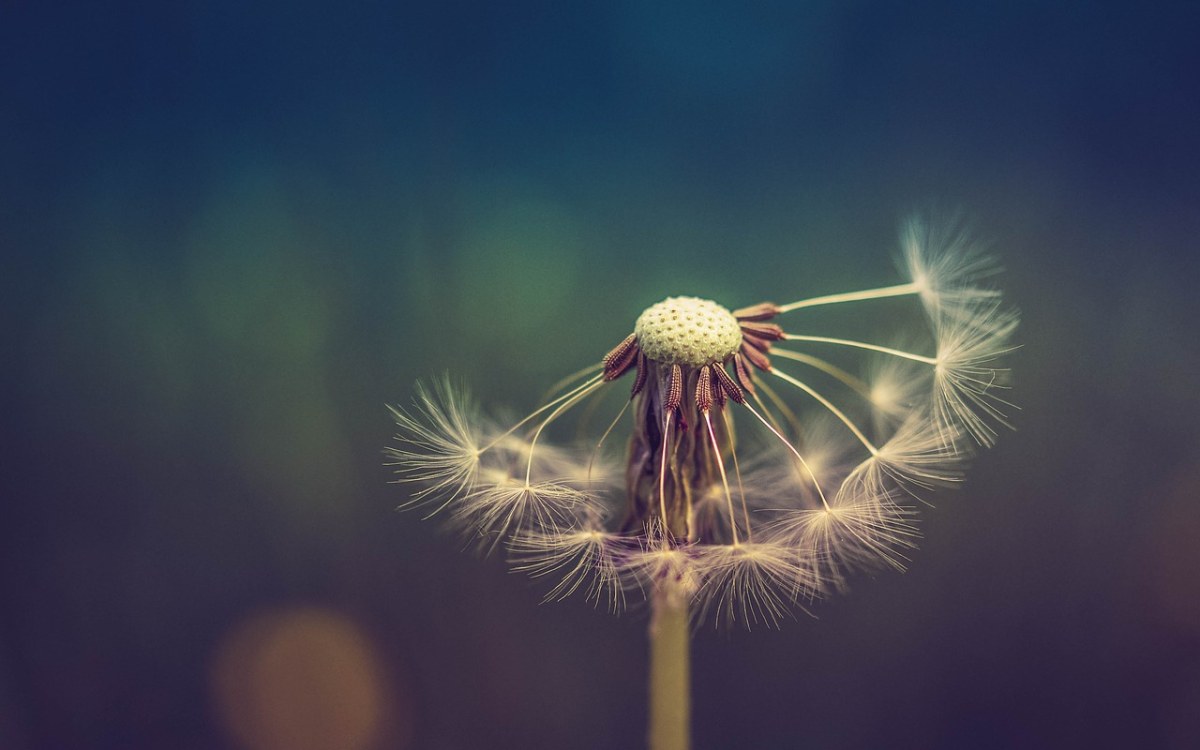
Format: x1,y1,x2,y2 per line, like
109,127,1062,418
210,607,408,750
1147,459,1200,634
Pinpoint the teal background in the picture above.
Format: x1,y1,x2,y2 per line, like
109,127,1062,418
3,2,1200,748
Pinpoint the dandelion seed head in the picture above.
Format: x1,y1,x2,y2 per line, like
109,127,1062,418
386,214,1017,626
635,296,742,367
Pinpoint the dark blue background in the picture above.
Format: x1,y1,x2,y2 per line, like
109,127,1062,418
3,2,1199,748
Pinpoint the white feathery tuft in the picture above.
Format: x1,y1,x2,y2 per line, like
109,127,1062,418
932,302,1020,447
901,215,1002,321
509,521,631,612
694,542,815,628
453,477,601,553
769,491,920,593
841,411,965,505
386,214,1017,627
385,377,486,514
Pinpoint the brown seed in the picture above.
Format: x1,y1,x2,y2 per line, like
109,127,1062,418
696,365,713,412
712,362,746,404
603,333,639,381
734,352,757,394
741,331,774,353
665,363,683,411
732,302,781,321
739,322,785,341
711,367,728,408
630,351,648,396
740,342,772,372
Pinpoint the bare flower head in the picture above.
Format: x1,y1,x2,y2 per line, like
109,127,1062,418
386,216,1018,627
634,297,744,367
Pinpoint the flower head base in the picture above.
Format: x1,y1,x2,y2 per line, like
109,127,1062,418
387,216,1018,627
635,297,744,367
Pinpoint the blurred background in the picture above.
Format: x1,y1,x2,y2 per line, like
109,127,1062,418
3,2,1199,749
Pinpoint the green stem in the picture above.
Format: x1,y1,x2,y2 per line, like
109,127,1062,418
649,591,690,750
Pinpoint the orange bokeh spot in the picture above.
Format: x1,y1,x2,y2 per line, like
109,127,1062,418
210,607,409,750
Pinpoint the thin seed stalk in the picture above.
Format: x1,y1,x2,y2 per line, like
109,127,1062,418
649,589,690,750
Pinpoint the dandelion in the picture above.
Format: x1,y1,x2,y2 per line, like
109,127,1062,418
385,216,1018,750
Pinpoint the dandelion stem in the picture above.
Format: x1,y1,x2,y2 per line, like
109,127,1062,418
649,591,690,750
776,282,920,313
779,336,937,365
